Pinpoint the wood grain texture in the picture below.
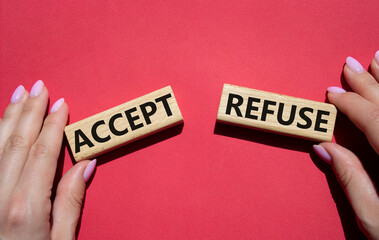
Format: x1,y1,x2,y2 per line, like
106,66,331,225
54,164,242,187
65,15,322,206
217,84,337,142
65,86,183,162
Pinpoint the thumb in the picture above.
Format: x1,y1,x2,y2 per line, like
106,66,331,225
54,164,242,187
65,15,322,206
51,159,97,240
313,143,379,237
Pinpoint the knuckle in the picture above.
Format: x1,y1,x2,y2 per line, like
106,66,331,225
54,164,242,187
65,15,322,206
362,79,378,92
6,197,29,226
22,101,46,120
5,134,29,151
68,190,84,209
43,116,62,129
368,107,379,124
57,184,84,209
5,193,51,228
30,143,50,159
336,167,354,193
22,101,38,114
20,102,34,116
2,110,18,122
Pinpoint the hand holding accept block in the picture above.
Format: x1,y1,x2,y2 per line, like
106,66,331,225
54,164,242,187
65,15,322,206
65,86,183,162
217,84,337,142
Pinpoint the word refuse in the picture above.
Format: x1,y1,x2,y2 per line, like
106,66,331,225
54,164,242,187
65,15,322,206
65,86,183,162
217,84,337,142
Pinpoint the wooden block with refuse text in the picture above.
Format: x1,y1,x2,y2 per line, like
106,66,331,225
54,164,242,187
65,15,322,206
65,86,183,162
217,84,337,142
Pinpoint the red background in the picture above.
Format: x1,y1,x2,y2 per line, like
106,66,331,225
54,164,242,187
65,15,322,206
1,1,378,239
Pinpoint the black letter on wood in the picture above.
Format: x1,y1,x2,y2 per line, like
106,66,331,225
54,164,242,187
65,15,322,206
75,129,94,153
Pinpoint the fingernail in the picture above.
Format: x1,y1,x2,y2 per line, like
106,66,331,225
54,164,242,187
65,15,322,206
30,80,44,98
50,98,65,113
327,86,346,94
346,56,365,73
83,159,97,183
11,85,25,103
375,50,379,65
313,145,332,165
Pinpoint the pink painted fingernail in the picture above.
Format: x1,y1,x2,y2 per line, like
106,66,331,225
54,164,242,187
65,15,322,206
30,80,44,98
313,145,332,165
327,86,346,94
11,85,26,103
50,98,65,113
83,159,97,183
375,50,379,65
346,57,365,73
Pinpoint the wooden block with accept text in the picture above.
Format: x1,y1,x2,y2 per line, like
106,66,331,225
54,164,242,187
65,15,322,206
65,86,183,162
217,84,337,142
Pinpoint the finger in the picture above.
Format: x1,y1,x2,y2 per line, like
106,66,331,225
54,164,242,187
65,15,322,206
314,143,379,239
0,80,49,193
0,85,29,158
344,56,379,105
17,98,68,195
51,159,97,240
327,90,379,154
370,51,379,82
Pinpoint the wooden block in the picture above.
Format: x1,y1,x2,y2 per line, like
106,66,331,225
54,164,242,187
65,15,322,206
217,84,337,142
65,86,183,162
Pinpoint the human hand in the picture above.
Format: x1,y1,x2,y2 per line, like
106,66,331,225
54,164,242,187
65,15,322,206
0,80,97,239
313,51,379,239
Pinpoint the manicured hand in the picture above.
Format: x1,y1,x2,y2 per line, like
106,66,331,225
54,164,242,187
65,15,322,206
314,51,379,239
0,80,97,239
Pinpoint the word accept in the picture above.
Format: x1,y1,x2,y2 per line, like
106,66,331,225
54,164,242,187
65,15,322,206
217,84,337,142
65,86,183,162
